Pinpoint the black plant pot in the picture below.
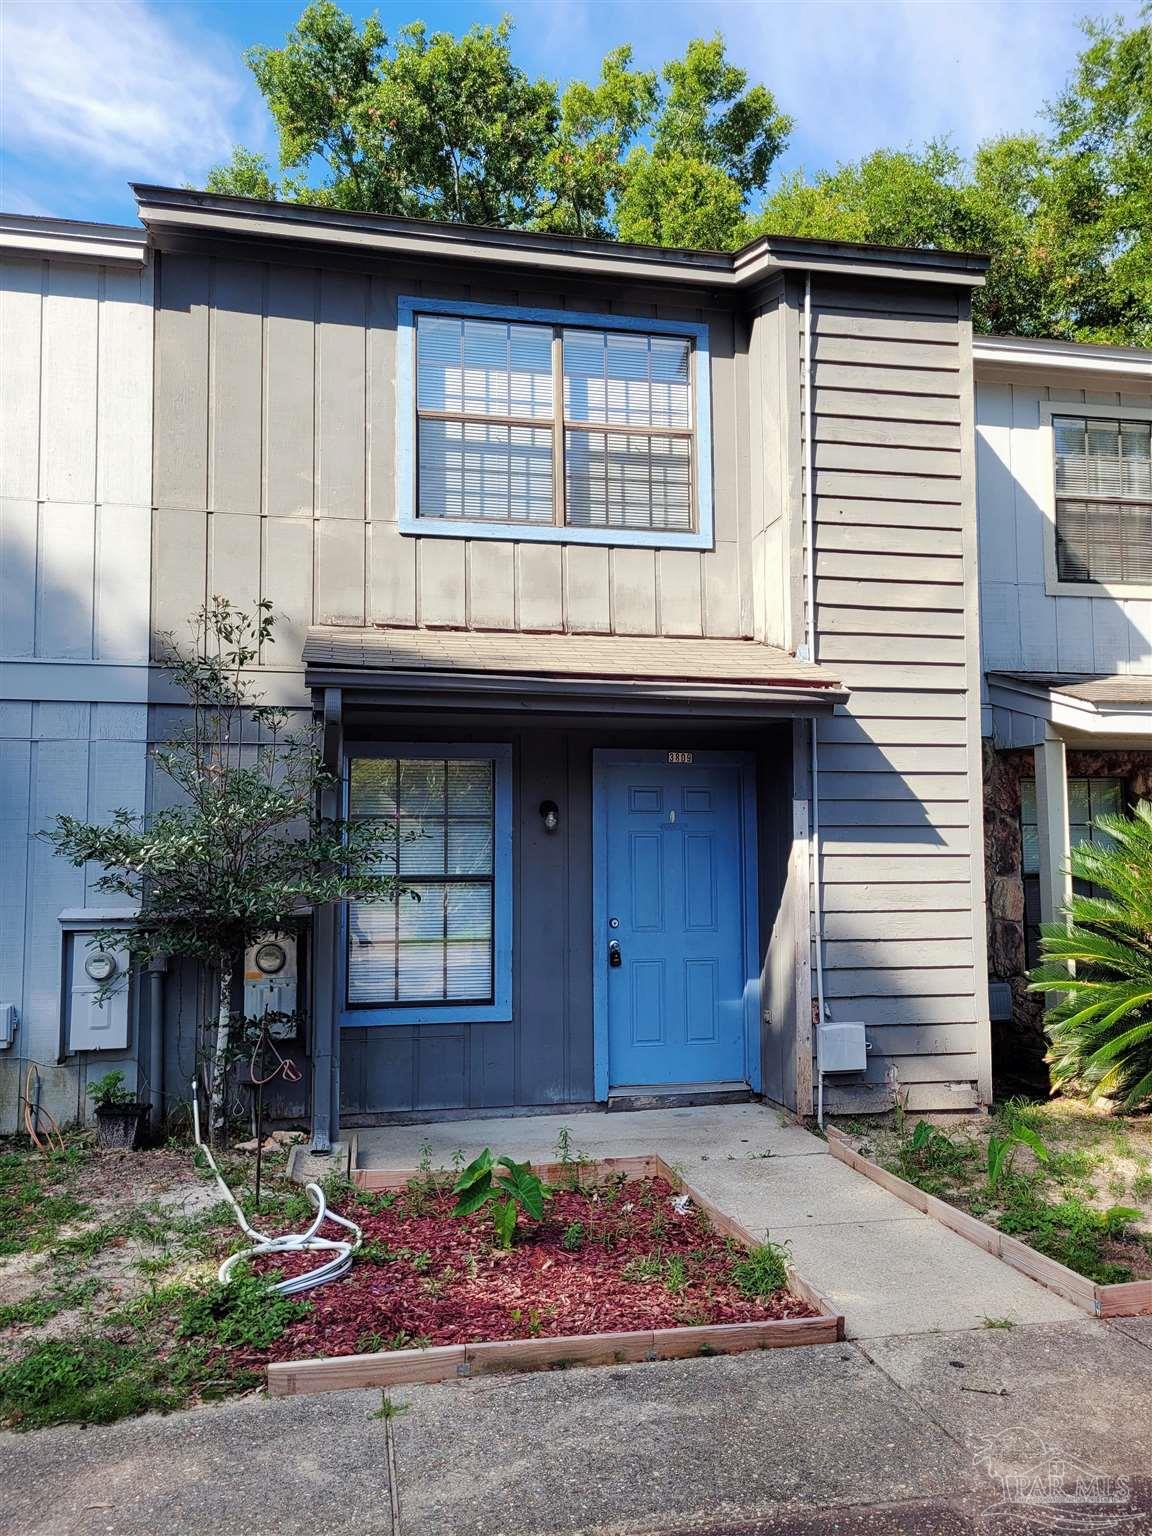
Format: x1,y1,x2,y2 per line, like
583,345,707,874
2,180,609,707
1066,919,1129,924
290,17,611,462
94,1102,150,1151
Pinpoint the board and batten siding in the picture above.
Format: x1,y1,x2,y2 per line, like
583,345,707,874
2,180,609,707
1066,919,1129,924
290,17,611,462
804,278,992,1112
152,252,752,667
975,371,1152,676
0,252,154,1130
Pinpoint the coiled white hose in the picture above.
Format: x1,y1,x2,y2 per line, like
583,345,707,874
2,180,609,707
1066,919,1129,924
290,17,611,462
191,1080,362,1296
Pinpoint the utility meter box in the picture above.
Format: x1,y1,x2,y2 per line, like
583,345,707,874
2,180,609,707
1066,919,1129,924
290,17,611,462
243,934,301,1039
819,1021,868,1074
64,937,131,1052
59,910,138,1055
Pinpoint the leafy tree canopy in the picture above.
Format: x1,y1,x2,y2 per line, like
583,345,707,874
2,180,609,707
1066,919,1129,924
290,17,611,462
206,4,1152,343
206,5,789,247
753,10,1152,343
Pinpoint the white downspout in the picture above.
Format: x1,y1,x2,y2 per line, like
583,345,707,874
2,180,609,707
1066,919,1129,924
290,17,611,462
803,273,829,1127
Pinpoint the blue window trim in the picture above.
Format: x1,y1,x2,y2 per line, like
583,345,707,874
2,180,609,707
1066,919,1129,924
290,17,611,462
395,294,714,550
590,748,761,1101
339,742,513,1028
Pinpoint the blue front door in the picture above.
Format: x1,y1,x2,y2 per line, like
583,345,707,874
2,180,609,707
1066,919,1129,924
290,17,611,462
599,755,751,1090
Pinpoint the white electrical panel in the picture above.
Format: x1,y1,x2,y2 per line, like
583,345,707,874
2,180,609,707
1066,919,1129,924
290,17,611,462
243,934,299,1037
819,1021,868,1074
0,1004,17,1050
66,940,131,1052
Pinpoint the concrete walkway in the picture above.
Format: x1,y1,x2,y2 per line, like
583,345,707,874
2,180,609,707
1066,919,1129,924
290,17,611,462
354,1104,1083,1337
8,1317,1152,1535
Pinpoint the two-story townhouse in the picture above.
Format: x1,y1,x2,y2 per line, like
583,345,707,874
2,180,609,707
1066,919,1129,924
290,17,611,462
974,335,1152,1087
1,187,994,1145
0,215,155,1132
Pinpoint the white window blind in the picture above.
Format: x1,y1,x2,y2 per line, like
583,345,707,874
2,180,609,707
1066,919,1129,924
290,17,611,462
1053,416,1152,584
414,312,695,533
347,756,496,1006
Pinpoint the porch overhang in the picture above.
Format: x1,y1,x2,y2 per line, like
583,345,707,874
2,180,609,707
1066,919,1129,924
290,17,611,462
303,626,847,719
987,670,1152,747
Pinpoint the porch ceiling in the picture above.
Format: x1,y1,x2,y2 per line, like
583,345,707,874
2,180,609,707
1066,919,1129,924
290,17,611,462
303,625,847,717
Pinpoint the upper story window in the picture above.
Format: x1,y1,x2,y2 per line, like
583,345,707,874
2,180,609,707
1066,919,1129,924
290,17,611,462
397,297,713,550
1053,415,1152,586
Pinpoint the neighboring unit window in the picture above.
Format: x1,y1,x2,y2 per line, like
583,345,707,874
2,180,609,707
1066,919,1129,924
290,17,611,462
346,753,504,1011
1019,777,1123,964
414,311,694,534
1053,416,1152,585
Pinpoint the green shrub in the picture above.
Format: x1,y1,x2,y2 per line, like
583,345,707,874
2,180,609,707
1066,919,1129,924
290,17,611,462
1031,799,1152,1108
86,1071,134,1110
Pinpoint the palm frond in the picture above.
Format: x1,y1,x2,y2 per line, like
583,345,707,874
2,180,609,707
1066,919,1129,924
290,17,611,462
1031,799,1152,1108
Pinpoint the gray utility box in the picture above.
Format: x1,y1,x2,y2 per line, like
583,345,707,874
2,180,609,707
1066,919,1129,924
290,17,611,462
819,1021,868,1074
59,910,137,1054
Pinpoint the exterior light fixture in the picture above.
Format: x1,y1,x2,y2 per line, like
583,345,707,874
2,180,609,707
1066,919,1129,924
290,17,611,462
539,800,560,833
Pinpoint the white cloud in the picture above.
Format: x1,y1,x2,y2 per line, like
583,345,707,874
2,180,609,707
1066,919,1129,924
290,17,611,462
513,0,1144,172
0,0,264,186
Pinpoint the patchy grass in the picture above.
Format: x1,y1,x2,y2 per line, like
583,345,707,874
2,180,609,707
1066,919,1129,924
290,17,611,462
0,1129,312,1430
833,1098,1152,1284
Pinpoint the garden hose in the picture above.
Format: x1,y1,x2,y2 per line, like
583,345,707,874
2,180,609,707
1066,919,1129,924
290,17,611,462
190,1079,361,1296
22,1064,65,1155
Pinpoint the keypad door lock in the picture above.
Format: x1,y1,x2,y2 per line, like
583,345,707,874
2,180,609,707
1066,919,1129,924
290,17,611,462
608,940,622,968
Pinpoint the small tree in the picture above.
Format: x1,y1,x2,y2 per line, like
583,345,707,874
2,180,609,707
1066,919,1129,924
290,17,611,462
42,599,404,1141
1029,799,1152,1108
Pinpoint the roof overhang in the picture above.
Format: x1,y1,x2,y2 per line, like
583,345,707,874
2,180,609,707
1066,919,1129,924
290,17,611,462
304,626,847,720
988,671,1152,743
132,185,987,292
0,213,147,267
974,334,1152,381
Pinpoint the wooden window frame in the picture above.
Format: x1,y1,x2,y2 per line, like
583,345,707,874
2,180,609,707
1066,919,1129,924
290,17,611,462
1039,402,1152,598
396,296,714,551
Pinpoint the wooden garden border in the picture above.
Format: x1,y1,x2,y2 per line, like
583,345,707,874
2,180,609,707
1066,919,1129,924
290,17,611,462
266,1155,843,1398
824,1125,1152,1319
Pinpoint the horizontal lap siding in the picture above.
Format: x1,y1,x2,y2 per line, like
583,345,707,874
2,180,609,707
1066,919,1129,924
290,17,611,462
154,254,750,654
808,281,990,1111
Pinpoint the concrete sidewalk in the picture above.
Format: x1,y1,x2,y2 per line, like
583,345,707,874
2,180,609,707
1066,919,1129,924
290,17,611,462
355,1104,1083,1337
7,1317,1152,1536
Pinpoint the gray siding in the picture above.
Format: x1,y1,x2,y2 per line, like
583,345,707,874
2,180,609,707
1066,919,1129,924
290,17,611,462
804,278,992,1112
0,252,153,1132
976,372,1152,674
0,701,148,1129
152,253,753,664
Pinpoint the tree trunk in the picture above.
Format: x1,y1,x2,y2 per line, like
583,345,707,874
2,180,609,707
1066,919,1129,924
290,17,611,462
208,957,234,1145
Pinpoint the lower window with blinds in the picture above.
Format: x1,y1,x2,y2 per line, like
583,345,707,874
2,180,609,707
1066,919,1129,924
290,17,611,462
342,744,513,1025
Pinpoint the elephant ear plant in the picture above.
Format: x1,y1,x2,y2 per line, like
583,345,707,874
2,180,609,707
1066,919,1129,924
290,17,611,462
452,1150,549,1248
1030,798,1152,1109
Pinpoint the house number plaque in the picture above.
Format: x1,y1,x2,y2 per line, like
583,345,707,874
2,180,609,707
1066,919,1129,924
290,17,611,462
667,751,694,764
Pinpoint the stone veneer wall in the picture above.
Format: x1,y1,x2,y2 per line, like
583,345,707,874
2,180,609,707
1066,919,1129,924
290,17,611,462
983,743,1152,1092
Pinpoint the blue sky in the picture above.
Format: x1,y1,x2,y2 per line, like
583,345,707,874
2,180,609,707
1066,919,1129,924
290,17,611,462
0,0,1145,227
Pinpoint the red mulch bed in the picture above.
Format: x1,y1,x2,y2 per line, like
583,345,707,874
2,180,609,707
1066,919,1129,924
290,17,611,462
252,1175,815,1363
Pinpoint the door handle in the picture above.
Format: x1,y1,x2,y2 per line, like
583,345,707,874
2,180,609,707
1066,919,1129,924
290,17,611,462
608,940,622,969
